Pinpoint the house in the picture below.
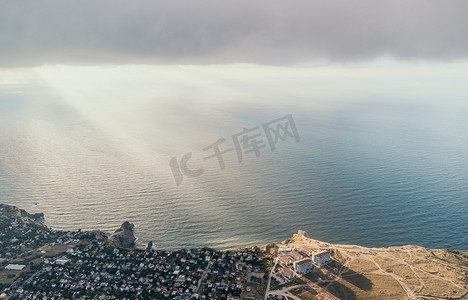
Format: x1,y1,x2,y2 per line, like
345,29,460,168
281,267,296,280
55,258,70,265
300,247,314,257
278,255,291,266
293,258,313,274
235,261,246,271
313,251,331,267
290,251,302,261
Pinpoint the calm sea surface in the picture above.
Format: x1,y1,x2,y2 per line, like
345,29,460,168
1,65,467,250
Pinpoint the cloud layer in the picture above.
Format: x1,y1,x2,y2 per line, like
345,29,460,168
1,0,468,66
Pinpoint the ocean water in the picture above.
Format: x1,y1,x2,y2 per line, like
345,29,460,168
1,64,467,250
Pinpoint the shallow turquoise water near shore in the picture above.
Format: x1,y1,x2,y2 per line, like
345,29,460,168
1,65,467,250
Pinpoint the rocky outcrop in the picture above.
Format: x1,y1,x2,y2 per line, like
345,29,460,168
146,241,154,250
109,221,136,248
0,204,47,228
31,212,45,223
297,229,310,238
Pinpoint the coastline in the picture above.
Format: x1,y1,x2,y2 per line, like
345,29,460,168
1,203,467,299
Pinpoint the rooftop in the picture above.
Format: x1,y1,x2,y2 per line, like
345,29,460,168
5,264,26,271
315,251,330,258
295,258,312,266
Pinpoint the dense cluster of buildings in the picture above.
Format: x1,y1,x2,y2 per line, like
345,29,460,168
1,203,339,299
0,204,270,299
11,240,210,299
4,238,265,299
199,249,264,299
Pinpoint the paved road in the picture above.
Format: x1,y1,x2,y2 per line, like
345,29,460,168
196,260,213,293
264,257,278,300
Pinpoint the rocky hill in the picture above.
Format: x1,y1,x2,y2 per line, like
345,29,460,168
0,204,60,259
109,220,137,248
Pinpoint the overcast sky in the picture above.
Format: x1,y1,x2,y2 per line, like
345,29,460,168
1,0,468,67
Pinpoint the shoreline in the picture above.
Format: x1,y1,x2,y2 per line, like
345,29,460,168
1,202,467,299
2,202,468,252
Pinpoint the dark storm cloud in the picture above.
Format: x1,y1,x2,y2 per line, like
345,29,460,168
1,0,468,67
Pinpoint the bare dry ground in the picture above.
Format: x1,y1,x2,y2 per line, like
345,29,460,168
282,231,468,300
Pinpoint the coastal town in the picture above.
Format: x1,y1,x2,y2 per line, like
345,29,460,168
1,204,467,300
0,204,269,299
7,241,264,299
0,204,336,299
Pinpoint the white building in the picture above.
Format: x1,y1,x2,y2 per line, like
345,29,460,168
313,251,331,267
293,258,313,274
278,246,293,253
5,264,26,271
55,258,70,265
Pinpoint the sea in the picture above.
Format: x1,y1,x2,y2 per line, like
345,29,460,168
1,63,467,250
